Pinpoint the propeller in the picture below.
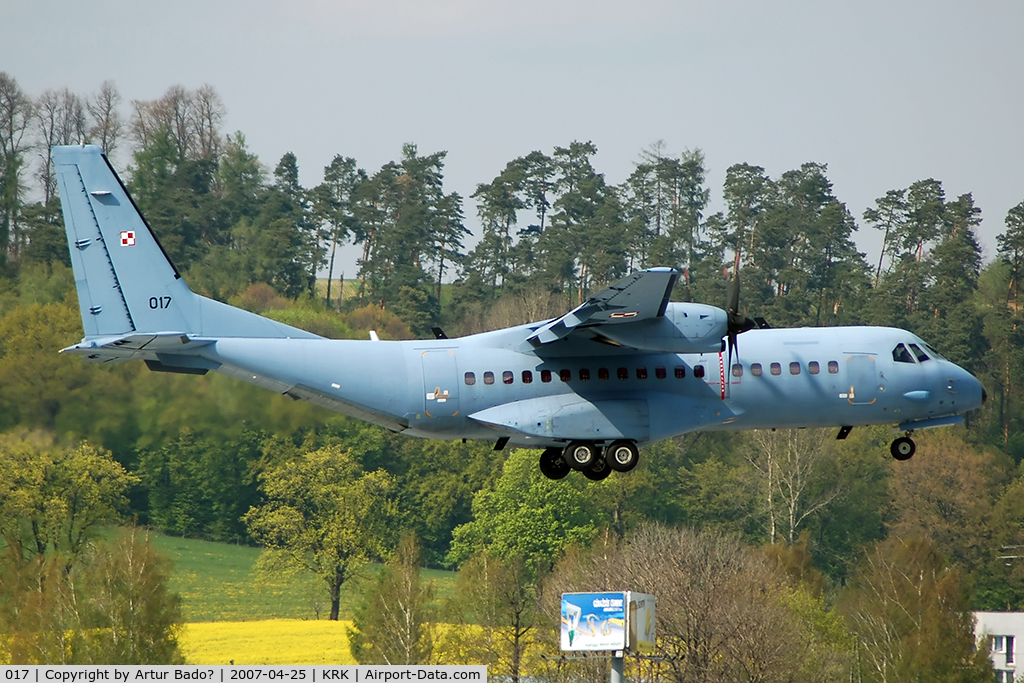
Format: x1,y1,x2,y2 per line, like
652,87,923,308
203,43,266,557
725,268,756,395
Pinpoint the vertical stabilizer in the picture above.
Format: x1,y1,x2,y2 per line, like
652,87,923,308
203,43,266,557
54,145,320,342
54,145,196,338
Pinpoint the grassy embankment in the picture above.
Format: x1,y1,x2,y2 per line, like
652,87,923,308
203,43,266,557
154,534,457,664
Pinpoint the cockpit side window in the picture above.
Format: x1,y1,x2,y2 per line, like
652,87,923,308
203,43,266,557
892,343,915,363
908,343,930,362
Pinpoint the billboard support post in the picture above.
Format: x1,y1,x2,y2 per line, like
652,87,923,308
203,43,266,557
611,651,624,683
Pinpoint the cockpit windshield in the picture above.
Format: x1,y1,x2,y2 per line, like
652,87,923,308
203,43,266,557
922,342,946,360
893,343,915,363
893,340,942,364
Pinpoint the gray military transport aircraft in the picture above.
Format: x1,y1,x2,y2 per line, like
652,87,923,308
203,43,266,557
53,145,986,481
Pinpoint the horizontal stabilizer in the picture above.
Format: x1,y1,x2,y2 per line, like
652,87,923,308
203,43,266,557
61,332,214,362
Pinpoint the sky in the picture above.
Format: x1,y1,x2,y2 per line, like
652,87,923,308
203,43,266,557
3,0,1022,273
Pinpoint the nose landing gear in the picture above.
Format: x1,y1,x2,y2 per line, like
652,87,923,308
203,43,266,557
890,435,916,461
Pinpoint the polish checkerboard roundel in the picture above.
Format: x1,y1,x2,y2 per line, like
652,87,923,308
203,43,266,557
120,231,135,246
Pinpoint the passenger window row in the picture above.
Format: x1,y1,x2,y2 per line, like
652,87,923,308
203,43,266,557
742,360,840,377
463,365,690,386
463,360,839,386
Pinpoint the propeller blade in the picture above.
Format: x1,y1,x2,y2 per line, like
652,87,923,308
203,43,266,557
727,269,740,316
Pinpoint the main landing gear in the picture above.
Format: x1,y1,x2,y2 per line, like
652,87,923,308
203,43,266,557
538,440,641,481
890,435,916,461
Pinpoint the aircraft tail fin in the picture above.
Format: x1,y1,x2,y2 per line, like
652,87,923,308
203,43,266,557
54,145,319,342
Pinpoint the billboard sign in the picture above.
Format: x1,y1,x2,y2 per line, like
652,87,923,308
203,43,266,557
560,591,656,652
561,592,627,651
628,592,656,652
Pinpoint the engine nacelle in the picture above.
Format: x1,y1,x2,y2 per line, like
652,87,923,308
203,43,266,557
594,302,727,354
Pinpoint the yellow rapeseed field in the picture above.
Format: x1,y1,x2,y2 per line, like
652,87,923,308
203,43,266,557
181,619,358,665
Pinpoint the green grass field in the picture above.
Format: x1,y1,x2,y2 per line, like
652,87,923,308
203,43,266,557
152,533,457,623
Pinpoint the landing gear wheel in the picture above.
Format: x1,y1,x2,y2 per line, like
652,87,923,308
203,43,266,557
605,440,640,472
564,441,599,471
539,447,571,480
583,457,612,481
891,436,916,461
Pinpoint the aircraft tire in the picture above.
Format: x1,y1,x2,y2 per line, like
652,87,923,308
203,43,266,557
891,436,916,461
539,447,571,480
564,441,599,471
605,440,640,472
583,457,612,481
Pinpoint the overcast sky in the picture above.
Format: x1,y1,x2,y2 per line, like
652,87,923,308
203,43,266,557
3,0,1022,271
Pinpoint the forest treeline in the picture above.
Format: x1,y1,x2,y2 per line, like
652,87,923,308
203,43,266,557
3,74,1024,677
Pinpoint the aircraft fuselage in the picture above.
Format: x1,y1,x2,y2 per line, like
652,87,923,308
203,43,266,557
202,323,981,449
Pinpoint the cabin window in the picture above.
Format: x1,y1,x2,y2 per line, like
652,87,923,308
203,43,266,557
656,366,667,379
484,371,495,385
892,343,915,363
541,369,552,383
503,370,514,385
464,372,476,385
560,369,572,382
790,362,801,375
694,365,705,379
732,364,743,378
828,360,839,374
909,343,930,362
522,370,533,384
770,363,782,376
598,368,610,381
675,366,686,378
579,368,591,381
751,363,763,377
617,367,629,380
808,361,820,375
636,367,648,380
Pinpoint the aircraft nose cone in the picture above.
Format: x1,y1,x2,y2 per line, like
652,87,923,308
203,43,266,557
963,371,986,411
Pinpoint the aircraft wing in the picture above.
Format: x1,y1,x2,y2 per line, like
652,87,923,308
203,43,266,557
526,268,678,347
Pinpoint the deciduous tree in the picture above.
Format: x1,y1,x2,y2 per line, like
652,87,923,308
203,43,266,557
349,533,434,664
244,443,396,620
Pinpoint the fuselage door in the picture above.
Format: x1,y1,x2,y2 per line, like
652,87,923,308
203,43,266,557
421,350,460,418
846,353,881,405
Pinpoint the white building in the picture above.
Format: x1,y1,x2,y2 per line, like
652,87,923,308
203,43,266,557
975,611,1023,682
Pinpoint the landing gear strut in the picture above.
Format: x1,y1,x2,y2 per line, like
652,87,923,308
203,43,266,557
890,436,916,461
